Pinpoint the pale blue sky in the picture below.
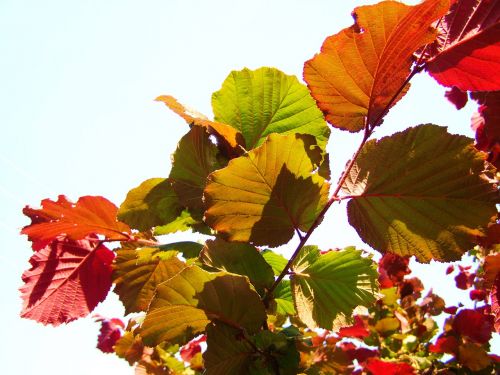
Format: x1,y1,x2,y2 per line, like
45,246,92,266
0,1,496,374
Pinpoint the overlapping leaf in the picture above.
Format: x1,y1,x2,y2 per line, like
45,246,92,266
117,178,182,232
291,246,378,330
425,0,500,91
169,126,222,211
343,124,499,262
199,239,274,294
273,281,296,316
140,266,266,346
204,133,329,247
471,91,500,168
304,0,448,132
156,95,244,158
113,247,186,314
20,237,114,325
262,250,288,276
212,67,330,150
22,195,131,248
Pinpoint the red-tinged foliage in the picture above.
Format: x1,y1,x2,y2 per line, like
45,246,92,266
452,308,494,344
445,86,468,109
399,277,424,299
425,0,500,91
378,254,411,287
180,335,206,362
445,265,454,275
454,269,475,290
470,288,487,301
20,237,114,325
444,305,458,314
429,335,459,354
337,315,370,339
470,91,500,168
492,275,500,332
22,195,131,247
338,342,378,363
95,316,125,354
364,358,416,375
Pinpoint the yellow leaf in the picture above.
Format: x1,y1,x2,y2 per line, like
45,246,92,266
375,317,400,333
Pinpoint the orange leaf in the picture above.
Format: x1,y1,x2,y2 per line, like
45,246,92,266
304,0,449,132
22,195,131,247
156,95,244,158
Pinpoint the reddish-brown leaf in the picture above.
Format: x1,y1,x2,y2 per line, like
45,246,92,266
470,288,487,301
492,275,500,332
470,91,500,168
445,86,468,109
19,237,114,325
180,335,206,362
426,0,500,91
339,342,378,363
337,315,370,339
364,358,416,375
452,308,494,343
429,335,459,354
304,0,448,132
454,269,475,290
22,195,131,247
379,253,411,284
95,316,125,354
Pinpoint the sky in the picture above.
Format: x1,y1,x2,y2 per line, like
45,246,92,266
0,0,497,374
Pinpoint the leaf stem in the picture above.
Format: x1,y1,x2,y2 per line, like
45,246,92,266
262,61,425,305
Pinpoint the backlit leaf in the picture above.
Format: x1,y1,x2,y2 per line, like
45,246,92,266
425,0,500,91
364,358,416,375
273,281,296,316
20,237,114,325
158,241,204,259
117,178,182,232
471,91,500,168
261,250,288,276
304,0,448,132
291,246,378,330
169,126,222,211
156,95,244,158
114,331,145,366
204,133,329,247
22,195,131,248
140,266,266,346
199,239,274,294
458,342,492,372
212,67,330,150
343,124,498,262
113,247,186,314
95,316,125,354
153,209,207,235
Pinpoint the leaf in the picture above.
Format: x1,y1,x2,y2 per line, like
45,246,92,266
425,0,500,91
273,281,296,316
203,323,255,375
492,275,500,333
156,95,244,158
444,86,468,110
118,178,182,231
95,316,125,354
158,241,204,259
471,91,500,168
22,195,131,248
337,315,370,339
19,237,114,325
204,133,330,247
452,308,494,344
199,239,275,294
179,335,206,363
140,266,266,346
291,246,378,330
458,342,492,372
212,67,330,150
364,358,416,375
153,209,207,235
114,331,145,366
169,126,222,211
343,124,498,262
253,331,300,375
113,247,186,314
304,0,448,132
428,335,459,354
261,250,288,276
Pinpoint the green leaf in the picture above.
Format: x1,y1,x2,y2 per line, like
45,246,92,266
253,331,300,375
262,250,288,276
343,124,499,262
204,133,330,247
117,178,182,231
203,323,255,375
212,67,330,150
158,241,204,259
169,126,222,211
273,281,296,316
112,247,185,314
291,246,378,330
153,209,207,235
199,239,275,294
140,266,266,346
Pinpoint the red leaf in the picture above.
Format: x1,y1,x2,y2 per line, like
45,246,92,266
339,342,378,363
399,277,424,299
444,86,468,109
180,335,206,362
444,306,458,314
337,315,370,339
19,237,114,325
454,270,475,290
364,358,416,375
492,275,500,332
425,0,500,91
445,265,455,275
22,195,131,248
378,253,411,284
470,289,487,301
95,316,125,354
452,308,494,343
429,335,459,354
470,91,500,168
